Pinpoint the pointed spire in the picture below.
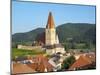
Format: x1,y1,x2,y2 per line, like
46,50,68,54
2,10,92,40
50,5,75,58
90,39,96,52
46,12,55,29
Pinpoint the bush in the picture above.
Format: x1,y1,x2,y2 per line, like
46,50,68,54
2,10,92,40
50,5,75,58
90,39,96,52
62,55,76,70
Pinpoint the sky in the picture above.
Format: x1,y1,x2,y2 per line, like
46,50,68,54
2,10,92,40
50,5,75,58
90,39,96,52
12,1,96,34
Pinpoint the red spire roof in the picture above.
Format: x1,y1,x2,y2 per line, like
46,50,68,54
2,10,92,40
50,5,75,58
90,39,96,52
46,12,55,29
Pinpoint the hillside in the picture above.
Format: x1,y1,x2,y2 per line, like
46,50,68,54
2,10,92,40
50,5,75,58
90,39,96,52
57,23,95,43
12,23,96,47
12,28,44,46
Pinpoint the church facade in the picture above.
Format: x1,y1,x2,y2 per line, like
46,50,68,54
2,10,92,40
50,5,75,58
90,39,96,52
45,12,65,55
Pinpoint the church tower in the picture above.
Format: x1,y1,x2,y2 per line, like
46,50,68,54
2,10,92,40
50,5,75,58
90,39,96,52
45,12,58,46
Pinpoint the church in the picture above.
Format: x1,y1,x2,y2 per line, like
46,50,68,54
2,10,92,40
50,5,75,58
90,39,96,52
44,12,65,55
18,12,65,55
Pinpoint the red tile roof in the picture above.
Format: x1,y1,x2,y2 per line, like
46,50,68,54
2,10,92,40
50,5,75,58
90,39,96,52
12,63,35,74
85,53,96,62
27,63,38,70
68,55,94,70
28,55,54,72
12,55,54,73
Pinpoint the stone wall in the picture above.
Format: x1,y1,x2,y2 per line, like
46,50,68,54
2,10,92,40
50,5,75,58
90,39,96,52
46,47,65,55
17,45,42,50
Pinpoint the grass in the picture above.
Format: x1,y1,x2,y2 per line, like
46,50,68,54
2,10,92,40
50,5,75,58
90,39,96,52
12,48,45,59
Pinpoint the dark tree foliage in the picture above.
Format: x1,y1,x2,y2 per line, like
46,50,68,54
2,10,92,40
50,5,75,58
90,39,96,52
61,55,76,70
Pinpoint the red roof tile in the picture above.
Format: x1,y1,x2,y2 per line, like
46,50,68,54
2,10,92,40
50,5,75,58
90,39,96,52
68,55,93,70
28,55,54,72
12,63,35,74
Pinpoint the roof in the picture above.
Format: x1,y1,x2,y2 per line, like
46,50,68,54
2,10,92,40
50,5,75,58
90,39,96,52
54,44,64,48
30,55,54,72
45,45,55,49
12,55,54,73
45,44,64,49
84,53,96,62
12,63,35,74
35,54,48,62
27,63,38,70
68,55,93,70
46,12,55,29
37,60,54,72
14,56,27,61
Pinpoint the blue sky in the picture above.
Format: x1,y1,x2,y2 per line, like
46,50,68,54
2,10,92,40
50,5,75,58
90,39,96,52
12,1,96,34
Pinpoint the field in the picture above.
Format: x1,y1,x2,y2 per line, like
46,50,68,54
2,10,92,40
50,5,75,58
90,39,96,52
12,48,45,59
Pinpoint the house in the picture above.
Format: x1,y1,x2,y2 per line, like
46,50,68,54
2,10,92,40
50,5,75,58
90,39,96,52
29,54,54,72
13,56,34,64
12,63,35,74
12,55,55,73
68,53,96,71
48,53,64,71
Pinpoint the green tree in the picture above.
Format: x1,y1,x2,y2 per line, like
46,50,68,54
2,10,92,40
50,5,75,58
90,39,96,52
62,55,76,70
